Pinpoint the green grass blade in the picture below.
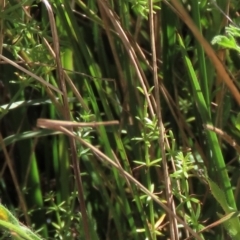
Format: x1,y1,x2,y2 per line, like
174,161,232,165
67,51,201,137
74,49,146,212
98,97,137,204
177,33,238,212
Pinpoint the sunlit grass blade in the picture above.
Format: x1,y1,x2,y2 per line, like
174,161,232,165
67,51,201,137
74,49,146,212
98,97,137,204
178,33,240,232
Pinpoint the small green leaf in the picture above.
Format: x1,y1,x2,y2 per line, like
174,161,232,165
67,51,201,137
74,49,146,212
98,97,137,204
235,113,240,131
203,175,240,239
206,177,232,213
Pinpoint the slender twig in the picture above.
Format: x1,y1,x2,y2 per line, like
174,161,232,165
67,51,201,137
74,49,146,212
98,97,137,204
204,124,240,154
163,0,240,105
97,0,155,117
0,133,30,225
0,55,62,94
42,37,89,112
41,1,91,239
36,123,203,240
0,0,5,55
209,0,236,27
37,118,119,128
148,0,178,239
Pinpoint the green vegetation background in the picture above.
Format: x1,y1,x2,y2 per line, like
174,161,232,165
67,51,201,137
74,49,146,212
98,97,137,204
1,0,240,239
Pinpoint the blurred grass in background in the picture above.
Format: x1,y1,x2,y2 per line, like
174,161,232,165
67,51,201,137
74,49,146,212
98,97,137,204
1,0,240,239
